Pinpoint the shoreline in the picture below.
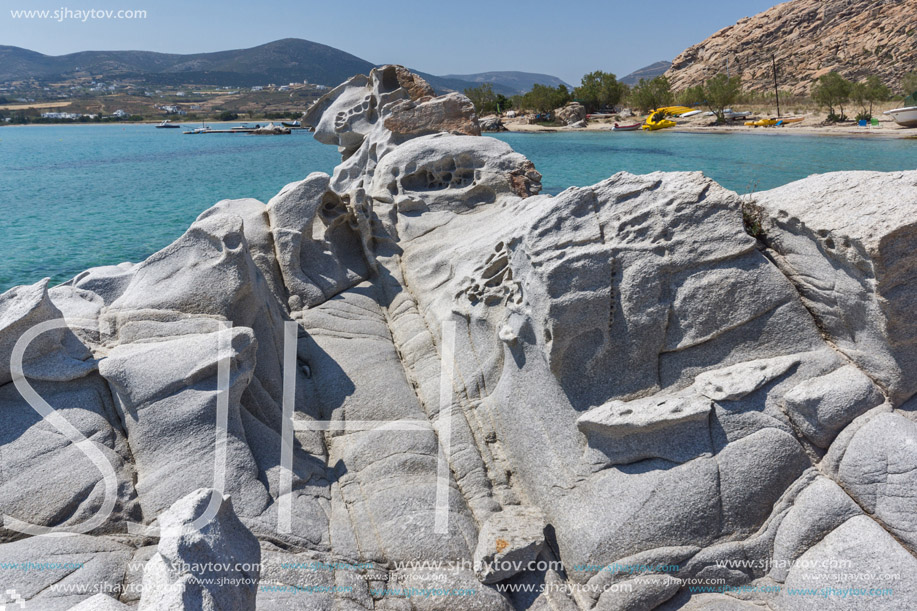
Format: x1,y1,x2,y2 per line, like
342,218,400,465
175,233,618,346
502,118,917,139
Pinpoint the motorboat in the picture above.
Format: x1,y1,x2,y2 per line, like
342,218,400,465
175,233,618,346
612,122,642,131
155,120,181,128
883,106,917,127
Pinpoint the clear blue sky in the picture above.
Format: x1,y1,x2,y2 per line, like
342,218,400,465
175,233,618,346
0,0,781,84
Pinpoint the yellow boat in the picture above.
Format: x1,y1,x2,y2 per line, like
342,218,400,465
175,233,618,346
643,110,677,131
777,117,805,125
744,118,779,127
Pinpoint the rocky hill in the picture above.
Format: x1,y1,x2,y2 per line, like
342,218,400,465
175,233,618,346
665,0,917,94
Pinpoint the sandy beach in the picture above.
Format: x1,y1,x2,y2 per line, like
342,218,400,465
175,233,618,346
502,112,917,138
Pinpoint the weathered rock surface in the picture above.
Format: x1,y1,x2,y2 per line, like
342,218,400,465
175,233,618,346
753,170,917,405
666,0,917,94
139,489,260,610
473,506,546,584
554,102,586,126
2,65,917,610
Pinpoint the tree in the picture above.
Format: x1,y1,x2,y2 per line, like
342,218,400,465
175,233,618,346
676,84,706,107
464,83,498,114
629,76,673,113
851,76,889,120
219,110,239,121
574,71,625,112
902,72,917,97
520,84,571,115
812,72,852,121
702,74,743,124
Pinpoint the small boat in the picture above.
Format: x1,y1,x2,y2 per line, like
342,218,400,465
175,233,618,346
724,110,752,119
184,121,213,134
155,120,181,129
678,110,702,118
745,118,779,127
613,122,642,131
884,106,917,127
642,111,676,131
281,120,301,128
776,117,805,126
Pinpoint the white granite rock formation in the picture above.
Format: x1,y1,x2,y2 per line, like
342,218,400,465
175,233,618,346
1,66,916,610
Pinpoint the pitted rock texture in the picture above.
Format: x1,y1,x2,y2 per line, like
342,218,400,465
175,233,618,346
1,65,917,610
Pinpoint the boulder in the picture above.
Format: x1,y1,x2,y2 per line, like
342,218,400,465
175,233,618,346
0,279,93,386
139,489,261,611
554,102,586,126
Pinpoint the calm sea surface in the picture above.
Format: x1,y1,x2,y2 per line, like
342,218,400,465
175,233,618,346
1,124,915,291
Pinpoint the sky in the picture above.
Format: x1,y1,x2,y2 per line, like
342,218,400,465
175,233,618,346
0,0,782,84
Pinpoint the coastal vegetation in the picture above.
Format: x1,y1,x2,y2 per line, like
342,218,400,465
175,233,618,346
572,71,625,112
628,76,673,113
812,71,892,122
702,74,743,124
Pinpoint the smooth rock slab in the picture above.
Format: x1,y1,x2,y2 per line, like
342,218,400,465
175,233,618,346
577,394,713,466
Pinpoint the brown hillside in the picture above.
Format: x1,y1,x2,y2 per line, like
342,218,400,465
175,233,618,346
665,0,917,94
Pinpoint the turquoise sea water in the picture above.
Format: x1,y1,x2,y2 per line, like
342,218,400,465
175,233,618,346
1,124,915,292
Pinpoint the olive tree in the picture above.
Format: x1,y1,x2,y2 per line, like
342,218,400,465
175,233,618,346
703,74,742,124
629,76,673,113
812,72,852,121
464,83,498,114
574,71,626,112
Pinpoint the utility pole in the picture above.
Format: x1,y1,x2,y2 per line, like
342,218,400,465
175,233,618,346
772,54,781,118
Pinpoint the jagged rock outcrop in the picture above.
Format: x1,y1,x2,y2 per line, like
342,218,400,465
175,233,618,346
554,102,586,126
2,65,917,610
666,0,917,94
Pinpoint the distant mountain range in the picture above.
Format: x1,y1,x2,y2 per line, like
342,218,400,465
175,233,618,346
0,39,567,96
620,61,673,86
442,71,574,94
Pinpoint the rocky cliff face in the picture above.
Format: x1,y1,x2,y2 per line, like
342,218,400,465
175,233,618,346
2,66,917,610
666,0,917,94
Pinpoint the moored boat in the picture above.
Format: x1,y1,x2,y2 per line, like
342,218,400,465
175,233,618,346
883,106,917,127
155,120,181,129
613,122,642,131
